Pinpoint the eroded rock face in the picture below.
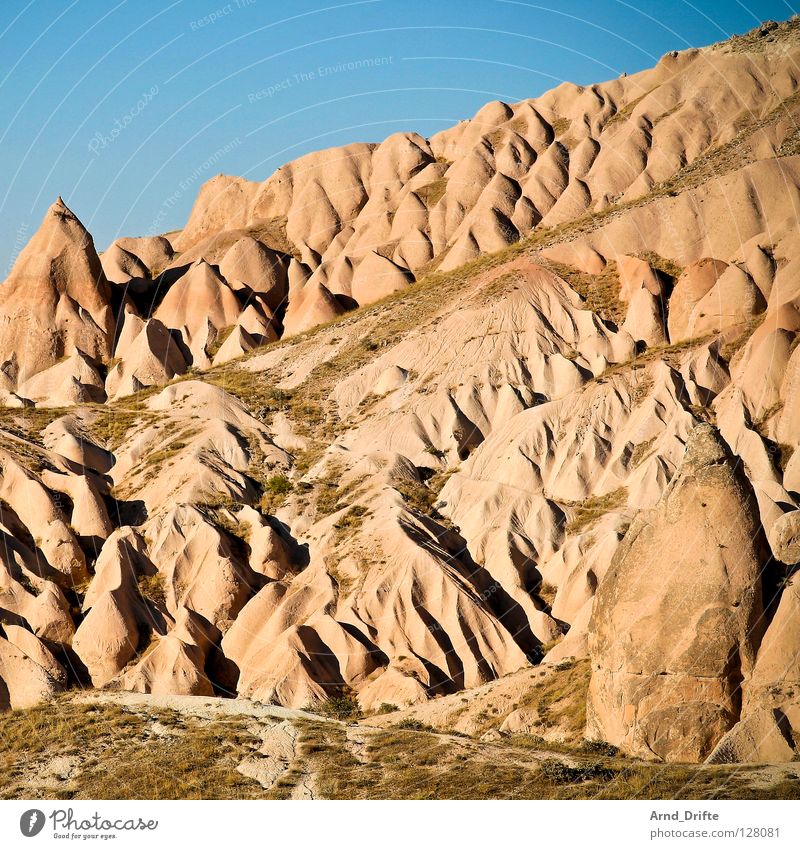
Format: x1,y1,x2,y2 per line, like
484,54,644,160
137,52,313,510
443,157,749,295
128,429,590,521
2,21,800,769
0,199,113,387
706,709,796,764
587,425,766,762
745,576,800,730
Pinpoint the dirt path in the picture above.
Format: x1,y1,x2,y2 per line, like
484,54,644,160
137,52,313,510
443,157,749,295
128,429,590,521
74,690,329,723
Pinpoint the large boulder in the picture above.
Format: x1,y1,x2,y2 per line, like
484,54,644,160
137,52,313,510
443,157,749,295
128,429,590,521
218,236,289,311
706,709,796,764
587,424,766,762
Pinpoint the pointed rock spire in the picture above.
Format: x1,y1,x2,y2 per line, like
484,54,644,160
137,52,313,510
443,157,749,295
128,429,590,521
0,198,114,385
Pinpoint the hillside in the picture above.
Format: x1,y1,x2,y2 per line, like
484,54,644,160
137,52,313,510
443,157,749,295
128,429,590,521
2,18,800,785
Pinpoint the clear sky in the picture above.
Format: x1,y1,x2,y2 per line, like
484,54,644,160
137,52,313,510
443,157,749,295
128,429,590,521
0,0,796,271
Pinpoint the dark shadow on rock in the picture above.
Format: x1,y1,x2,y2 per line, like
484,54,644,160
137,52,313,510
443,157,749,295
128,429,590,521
414,514,542,662
104,495,148,528
206,647,239,698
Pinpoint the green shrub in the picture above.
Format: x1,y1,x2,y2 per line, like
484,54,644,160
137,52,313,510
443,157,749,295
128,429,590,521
260,474,293,513
318,692,362,721
540,758,616,784
396,718,436,732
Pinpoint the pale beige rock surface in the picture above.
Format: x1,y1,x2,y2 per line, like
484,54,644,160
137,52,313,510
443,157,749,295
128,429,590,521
586,425,765,762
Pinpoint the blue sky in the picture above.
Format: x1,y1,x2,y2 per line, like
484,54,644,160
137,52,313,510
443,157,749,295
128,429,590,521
0,0,796,270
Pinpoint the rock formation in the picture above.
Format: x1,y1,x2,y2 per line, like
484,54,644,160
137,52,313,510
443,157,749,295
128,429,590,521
1,18,800,766
586,425,765,762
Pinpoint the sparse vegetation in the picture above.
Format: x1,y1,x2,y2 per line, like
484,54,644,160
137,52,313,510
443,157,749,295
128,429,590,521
396,718,436,732
259,474,293,513
629,371,654,404
763,438,796,474
594,334,713,383
137,572,166,604
3,19,800,807
540,758,616,784
564,488,628,535
144,428,200,468
0,698,261,800
0,695,796,800
201,504,251,553
317,691,362,721
325,559,356,596
292,711,797,800
721,17,800,54
87,403,155,450
630,437,657,468
638,250,683,283
605,90,653,128
311,464,367,518
206,325,236,358
0,406,72,443
541,259,625,324
516,659,592,740
537,581,557,607
393,470,453,524
334,504,369,531
719,314,767,364
415,178,448,207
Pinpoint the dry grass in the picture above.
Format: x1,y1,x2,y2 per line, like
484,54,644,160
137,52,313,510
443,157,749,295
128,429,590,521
206,507,251,551
143,427,200,468
652,100,685,127
605,90,653,128
721,17,800,54
195,122,767,470
87,400,158,450
541,259,624,324
629,371,654,404
0,406,72,443
753,401,784,435
0,426,54,473
326,559,356,595
594,335,713,384
537,581,557,608
564,487,628,535
297,720,537,800
650,89,800,197
415,178,448,207
719,314,767,365
334,504,369,531
516,659,591,740
1,697,797,800
293,711,797,800
310,464,367,519
258,473,293,513
630,436,657,468
206,325,235,358
315,691,362,721
77,725,257,800
393,469,453,524
137,573,166,604
0,698,261,800
638,250,683,282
